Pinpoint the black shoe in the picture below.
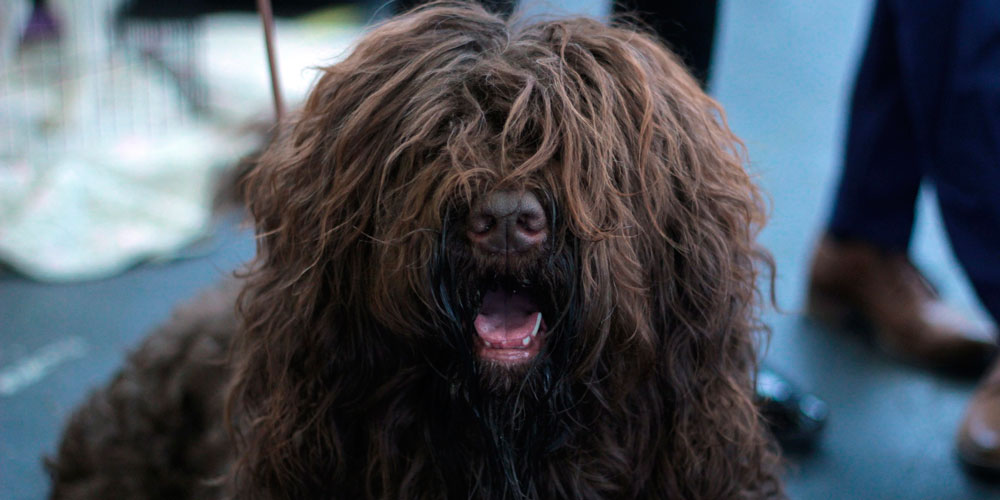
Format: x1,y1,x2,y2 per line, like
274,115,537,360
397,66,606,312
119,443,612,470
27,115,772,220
756,367,829,451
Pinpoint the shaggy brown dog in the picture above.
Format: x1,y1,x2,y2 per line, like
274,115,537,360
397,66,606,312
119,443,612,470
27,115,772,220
47,3,783,498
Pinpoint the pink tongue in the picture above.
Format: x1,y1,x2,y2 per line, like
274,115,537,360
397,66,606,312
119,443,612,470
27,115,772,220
474,289,541,346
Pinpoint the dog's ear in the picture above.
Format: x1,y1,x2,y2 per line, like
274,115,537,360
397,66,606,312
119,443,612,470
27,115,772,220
524,18,771,369
230,7,515,496
537,21,779,496
617,27,780,499
241,5,514,327
607,28,771,371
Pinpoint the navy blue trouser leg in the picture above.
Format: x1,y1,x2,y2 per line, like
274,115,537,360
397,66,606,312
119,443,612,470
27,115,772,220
931,0,1000,322
828,0,958,252
828,0,1000,323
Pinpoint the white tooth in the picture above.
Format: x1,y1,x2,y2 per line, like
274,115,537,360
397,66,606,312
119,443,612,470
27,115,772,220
530,312,542,337
522,336,531,346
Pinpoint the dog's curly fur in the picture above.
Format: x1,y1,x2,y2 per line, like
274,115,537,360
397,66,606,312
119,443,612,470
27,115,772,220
46,283,237,500
47,3,782,499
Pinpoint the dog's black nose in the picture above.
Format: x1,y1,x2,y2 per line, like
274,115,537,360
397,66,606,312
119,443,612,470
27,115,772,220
468,190,548,254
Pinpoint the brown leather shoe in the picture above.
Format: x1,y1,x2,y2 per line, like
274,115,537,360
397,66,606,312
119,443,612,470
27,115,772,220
807,236,997,374
958,357,1000,476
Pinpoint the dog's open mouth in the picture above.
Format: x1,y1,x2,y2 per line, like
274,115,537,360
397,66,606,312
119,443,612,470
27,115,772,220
473,284,547,365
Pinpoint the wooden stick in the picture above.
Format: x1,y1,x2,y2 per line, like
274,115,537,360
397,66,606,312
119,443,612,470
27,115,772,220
256,0,284,121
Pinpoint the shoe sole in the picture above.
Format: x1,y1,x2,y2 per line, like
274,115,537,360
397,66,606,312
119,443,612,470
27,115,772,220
958,451,1000,482
806,286,866,329
805,286,991,377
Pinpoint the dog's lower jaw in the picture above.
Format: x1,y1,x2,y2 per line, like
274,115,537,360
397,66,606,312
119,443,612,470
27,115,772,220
472,287,548,365
478,344,539,364
475,325,543,365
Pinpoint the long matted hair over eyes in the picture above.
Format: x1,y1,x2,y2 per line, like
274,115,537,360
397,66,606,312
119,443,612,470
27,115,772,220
229,2,782,499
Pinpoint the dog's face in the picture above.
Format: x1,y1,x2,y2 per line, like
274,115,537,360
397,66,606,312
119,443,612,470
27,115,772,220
439,186,570,390
452,189,556,364
234,4,778,497
246,3,766,391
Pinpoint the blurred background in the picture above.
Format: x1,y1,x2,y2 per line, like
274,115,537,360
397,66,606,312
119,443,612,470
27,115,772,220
1,0,997,498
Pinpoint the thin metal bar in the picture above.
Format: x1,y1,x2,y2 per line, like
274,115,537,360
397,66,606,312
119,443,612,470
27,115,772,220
256,0,284,122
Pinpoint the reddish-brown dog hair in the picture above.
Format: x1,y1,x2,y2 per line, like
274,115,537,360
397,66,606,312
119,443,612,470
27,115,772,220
232,2,780,499
46,2,782,499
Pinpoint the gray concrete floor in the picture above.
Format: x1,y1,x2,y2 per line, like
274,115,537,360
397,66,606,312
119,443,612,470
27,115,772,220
3,1,1000,499
0,214,255,500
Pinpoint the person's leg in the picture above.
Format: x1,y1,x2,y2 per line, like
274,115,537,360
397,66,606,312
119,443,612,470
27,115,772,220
934,0,1000,474
826,0,926,251
809,0,995,373
929,0,1000,324
612,0,718,86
